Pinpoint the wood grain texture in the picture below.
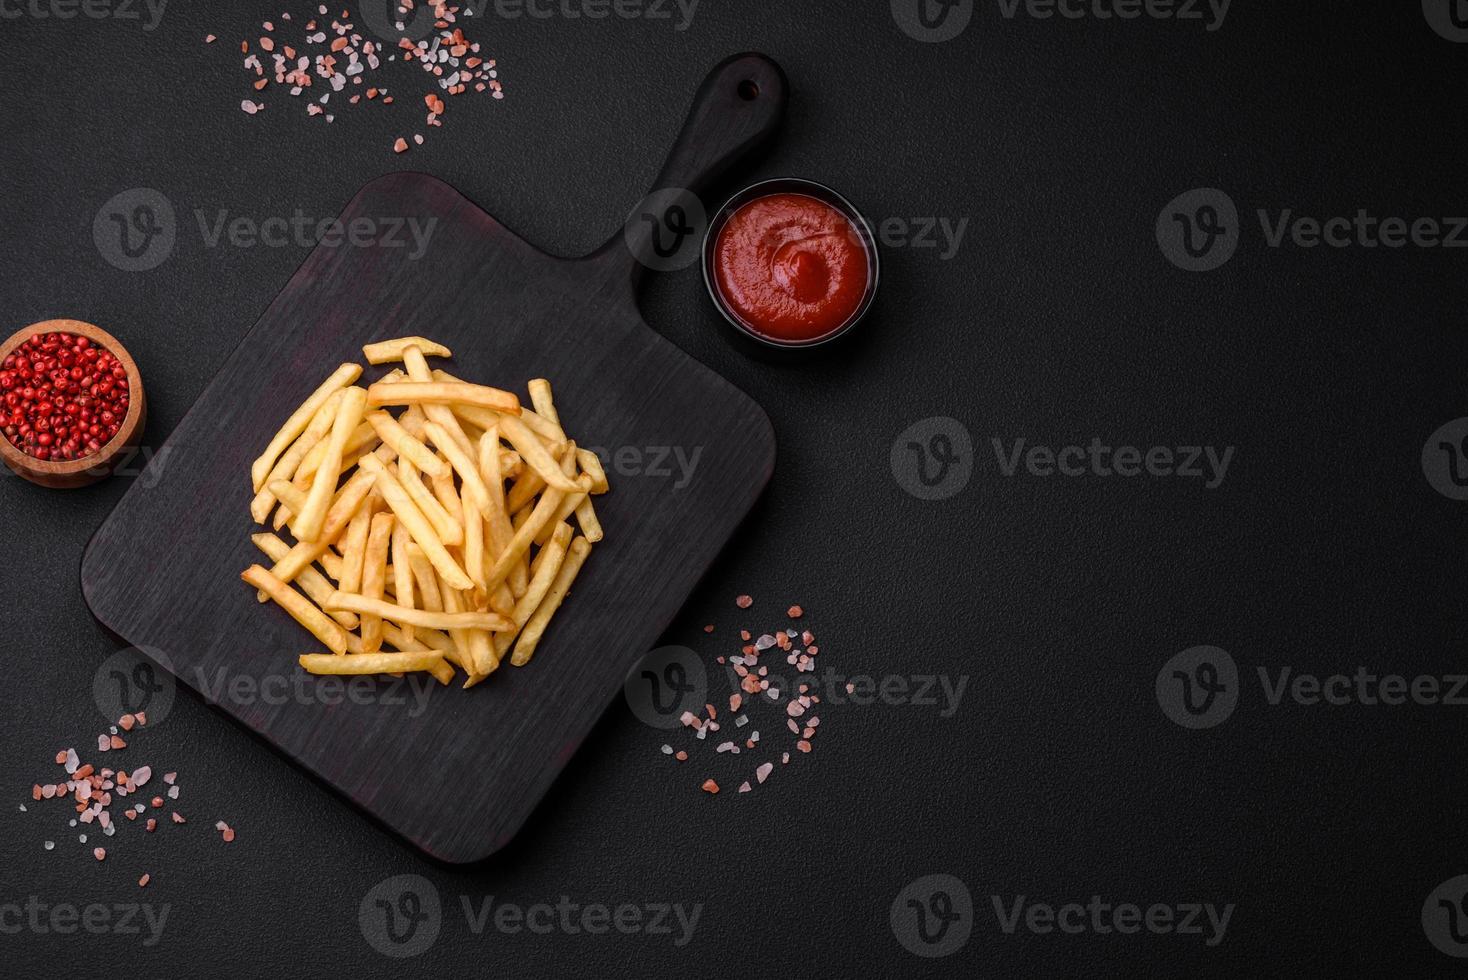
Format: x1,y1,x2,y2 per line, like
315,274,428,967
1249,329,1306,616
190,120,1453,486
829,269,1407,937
80,54,786,863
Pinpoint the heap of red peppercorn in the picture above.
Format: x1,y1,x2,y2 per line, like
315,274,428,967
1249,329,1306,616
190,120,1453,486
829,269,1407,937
1,331,130,462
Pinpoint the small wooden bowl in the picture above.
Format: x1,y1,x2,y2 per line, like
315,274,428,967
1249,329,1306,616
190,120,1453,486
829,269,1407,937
0,319,147,488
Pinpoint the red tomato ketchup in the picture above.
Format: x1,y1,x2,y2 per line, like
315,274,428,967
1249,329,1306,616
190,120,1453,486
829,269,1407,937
711,192,872,344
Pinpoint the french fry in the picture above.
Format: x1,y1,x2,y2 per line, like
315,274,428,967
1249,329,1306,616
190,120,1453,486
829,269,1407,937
296,386,368,542
299,651,448,676
295,421,378,486
365,410,446,477
398,455,463,547
533,444,589,545
498,414,582,492
250,390,343,523
361,513,395,653
430,459,463,525
366,381,520,414
267,479,309,521
439,586,480,676
325,592,512,631
574,496,604,543
511,537,592,666
505,470,547,515
338,505,373,594
485,476,590,588
576,448,609,495
433,369,567,445
494,523,572,656
362,336,453,364
528,378,560,424
424,421,491,515
243,565,349,655
250,533,359,629
477,429,525,600
251,363,361,492
391,522,415,644
359,454,474,592
461,491,485,593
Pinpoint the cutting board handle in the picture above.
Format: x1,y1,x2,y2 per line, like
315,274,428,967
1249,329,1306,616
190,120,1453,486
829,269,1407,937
587,52,787,292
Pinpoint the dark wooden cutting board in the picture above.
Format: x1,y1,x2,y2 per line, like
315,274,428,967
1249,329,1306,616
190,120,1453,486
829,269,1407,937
80,54,785,863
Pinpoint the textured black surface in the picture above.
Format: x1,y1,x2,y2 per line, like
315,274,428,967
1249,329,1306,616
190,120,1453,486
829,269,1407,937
4,1,1468,975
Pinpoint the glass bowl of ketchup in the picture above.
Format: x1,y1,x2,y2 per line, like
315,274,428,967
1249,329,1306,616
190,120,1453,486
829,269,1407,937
703,178,879,352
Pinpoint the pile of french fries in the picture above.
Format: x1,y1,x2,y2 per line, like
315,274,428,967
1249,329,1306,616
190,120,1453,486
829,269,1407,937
240,336,606,688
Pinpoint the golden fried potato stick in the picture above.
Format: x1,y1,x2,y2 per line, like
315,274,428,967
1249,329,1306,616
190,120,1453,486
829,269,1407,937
359,454,474,592
361,513,395,653
430,459,463,523
511,536,592,667
390,521,415,644
505,470,546,515
484,475,591,589
251,363,361,492
337,505,373,595
299,651,448,676
383,621,452,655
262,444,396,597
243,564,350,655
528,379,560,424
295,420,377,485
365,411,445,477
398,455,463,547
250,389,342,524
325,592,512,631
439,585,480,677
267,479,309,522
296,386,368,542
498,414,582,493
533,444,590,545
361,336,453,364
432,369,567,445
494,523,572,657
477,429,525,601
424,420,492,516
574,496,604,544
576,449,609,495
366,381,520,414
250,533,358,629
460,492,485,592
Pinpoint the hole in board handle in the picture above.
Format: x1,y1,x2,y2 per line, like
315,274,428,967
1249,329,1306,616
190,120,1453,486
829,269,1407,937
737,79,760,101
